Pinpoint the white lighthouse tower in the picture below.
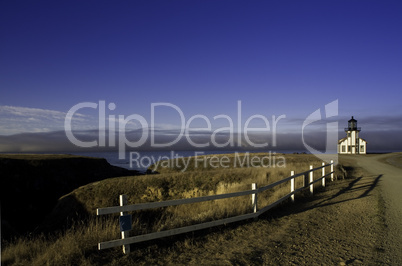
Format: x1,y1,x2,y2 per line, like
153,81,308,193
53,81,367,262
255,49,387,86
338,116,367,154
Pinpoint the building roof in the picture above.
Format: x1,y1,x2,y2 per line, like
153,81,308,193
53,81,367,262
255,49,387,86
348,116,357,122
338,137,347,144
338,137,368,144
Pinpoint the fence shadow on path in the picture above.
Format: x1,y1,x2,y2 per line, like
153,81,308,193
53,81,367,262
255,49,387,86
258,174,383,221
304,174,382,211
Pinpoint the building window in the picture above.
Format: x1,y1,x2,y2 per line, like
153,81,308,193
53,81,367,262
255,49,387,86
360,145,364,152
348,146,351,152
347,132,351,137
342,145,346,152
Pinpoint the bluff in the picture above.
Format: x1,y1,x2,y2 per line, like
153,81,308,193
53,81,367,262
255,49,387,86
0,154,139,238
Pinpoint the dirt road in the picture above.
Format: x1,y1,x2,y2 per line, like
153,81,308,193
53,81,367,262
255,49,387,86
174,154,402,265
352,153,402,264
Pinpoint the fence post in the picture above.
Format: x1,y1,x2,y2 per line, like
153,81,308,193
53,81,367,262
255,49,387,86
252,183,257,213
331,160,334,181
322,162,325,187
120,194,130,254
290,171,295,203
309,165,313,195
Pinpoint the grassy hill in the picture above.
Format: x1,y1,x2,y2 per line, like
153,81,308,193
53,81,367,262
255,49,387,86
1,152,345,265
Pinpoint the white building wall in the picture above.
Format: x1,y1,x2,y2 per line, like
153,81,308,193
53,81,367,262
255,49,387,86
359,139,367,154
338,136,366,154
338,139,348,154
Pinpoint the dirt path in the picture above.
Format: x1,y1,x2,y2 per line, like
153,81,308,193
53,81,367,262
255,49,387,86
256,153,402,265
352,153,402,264
252,159,388,265
151,155,392,265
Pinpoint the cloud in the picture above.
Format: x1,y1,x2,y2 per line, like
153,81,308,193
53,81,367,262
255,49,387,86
1,105,402,153
355,115,402,132
1,125,401,153
0,105,95,135
0,105,155,136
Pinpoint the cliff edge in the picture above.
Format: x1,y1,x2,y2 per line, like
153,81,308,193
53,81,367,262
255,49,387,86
0,154,139,238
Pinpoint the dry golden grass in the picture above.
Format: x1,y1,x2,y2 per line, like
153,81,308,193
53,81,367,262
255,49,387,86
2,153,344,265
1,218,118,265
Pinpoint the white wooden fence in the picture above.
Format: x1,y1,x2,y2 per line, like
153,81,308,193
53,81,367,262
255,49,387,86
97,160,334,254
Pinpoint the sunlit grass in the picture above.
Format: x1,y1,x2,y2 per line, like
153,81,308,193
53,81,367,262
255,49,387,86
2,153,344,265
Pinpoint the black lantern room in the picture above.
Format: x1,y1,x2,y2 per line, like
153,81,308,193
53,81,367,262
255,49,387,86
345,116,361,132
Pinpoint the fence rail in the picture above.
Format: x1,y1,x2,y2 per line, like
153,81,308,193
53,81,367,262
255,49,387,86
97,160,334,254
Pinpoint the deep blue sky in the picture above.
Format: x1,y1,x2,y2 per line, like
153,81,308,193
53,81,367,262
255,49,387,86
1,0,402,151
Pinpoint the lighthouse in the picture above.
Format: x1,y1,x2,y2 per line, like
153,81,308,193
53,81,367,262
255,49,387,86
338,116,367,154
